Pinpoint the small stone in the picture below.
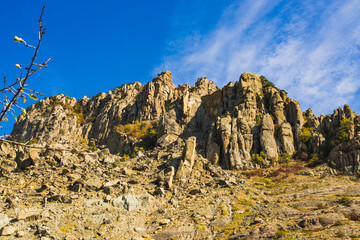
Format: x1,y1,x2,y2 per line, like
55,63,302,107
134,227,146,233
40,210,50,219
84,177,102,190
17,208,42,221
20,158,34,169
0,143,10,156
29,149,40,166
113,194,141,211
104,196,112,202
65,235,77,240
15,231,25,237
0,213,10,229
0,160,17,172
1,226,16,236
228,176,237,185
103,186,113,195
159,219,171,225
253,217,263,224
239,179,246,184
83,153,98,164
169,198,178,205
37,224,51,237
103,157,115,164
53,152,62,163
70,182,82,193
36,184,48,193
122,167,134,176
60,168,70,175
67,173,81,181
8,150,17,159
153,187,165,196
300,170,314,176
189,189,201,195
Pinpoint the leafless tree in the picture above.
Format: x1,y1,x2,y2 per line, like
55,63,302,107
0,5,51,125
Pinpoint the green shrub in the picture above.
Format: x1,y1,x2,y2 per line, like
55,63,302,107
71,148,78,155
339,195,351,204
88,145,98,152
72,102,85,126
260,75,276,89
116,121,158,151
221,209,228,215
260,75,287,94
252,151,267,164
303,114,308,123
274,230,287,239
299,127,312,143
309,153,319,163
337,118,353,143
279,153,292,164
28,138,37,145
255,116,262,125
262,178,276,188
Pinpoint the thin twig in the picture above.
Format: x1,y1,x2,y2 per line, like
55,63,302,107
0,5,51,123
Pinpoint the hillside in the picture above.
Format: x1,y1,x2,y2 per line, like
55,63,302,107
0,72,358,239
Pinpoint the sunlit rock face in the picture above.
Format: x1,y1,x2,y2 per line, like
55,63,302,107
9,72,360,173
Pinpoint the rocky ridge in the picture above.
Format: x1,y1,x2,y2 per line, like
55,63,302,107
10,71,360,175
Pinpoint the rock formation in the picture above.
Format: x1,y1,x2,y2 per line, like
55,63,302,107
9,71,360,175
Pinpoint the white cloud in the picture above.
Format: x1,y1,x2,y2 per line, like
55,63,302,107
155,0,360,115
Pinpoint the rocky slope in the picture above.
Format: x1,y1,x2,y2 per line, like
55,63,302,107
0,71,359,239
0,137,359,239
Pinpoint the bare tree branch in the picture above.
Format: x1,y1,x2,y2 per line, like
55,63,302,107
0,6,51,125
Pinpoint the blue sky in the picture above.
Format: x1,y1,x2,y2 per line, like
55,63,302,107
1,0,360,135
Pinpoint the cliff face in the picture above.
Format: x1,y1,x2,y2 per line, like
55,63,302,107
9,71,360,174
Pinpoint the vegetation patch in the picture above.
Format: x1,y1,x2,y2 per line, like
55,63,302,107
28,137,37,145
274,230,287,239
251,151,267,164
216,211,249,239
244,169,264,178
278,153,292,164
260,178,276,188
338,195,352,205
268,162,306,181
299,127,312,143
35,96,88,127
337,118,353,143
293,151,308,161
116,120,158,151
58,224,76,233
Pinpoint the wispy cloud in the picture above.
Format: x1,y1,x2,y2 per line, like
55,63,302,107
155,0,360,115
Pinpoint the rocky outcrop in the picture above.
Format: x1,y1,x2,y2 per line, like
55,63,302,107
10,94,82,143
260,114,278,160
328,137,360,174
8,71,360,174
175,136,197,182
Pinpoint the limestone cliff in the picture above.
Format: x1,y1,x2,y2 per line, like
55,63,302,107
9,71,360,174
